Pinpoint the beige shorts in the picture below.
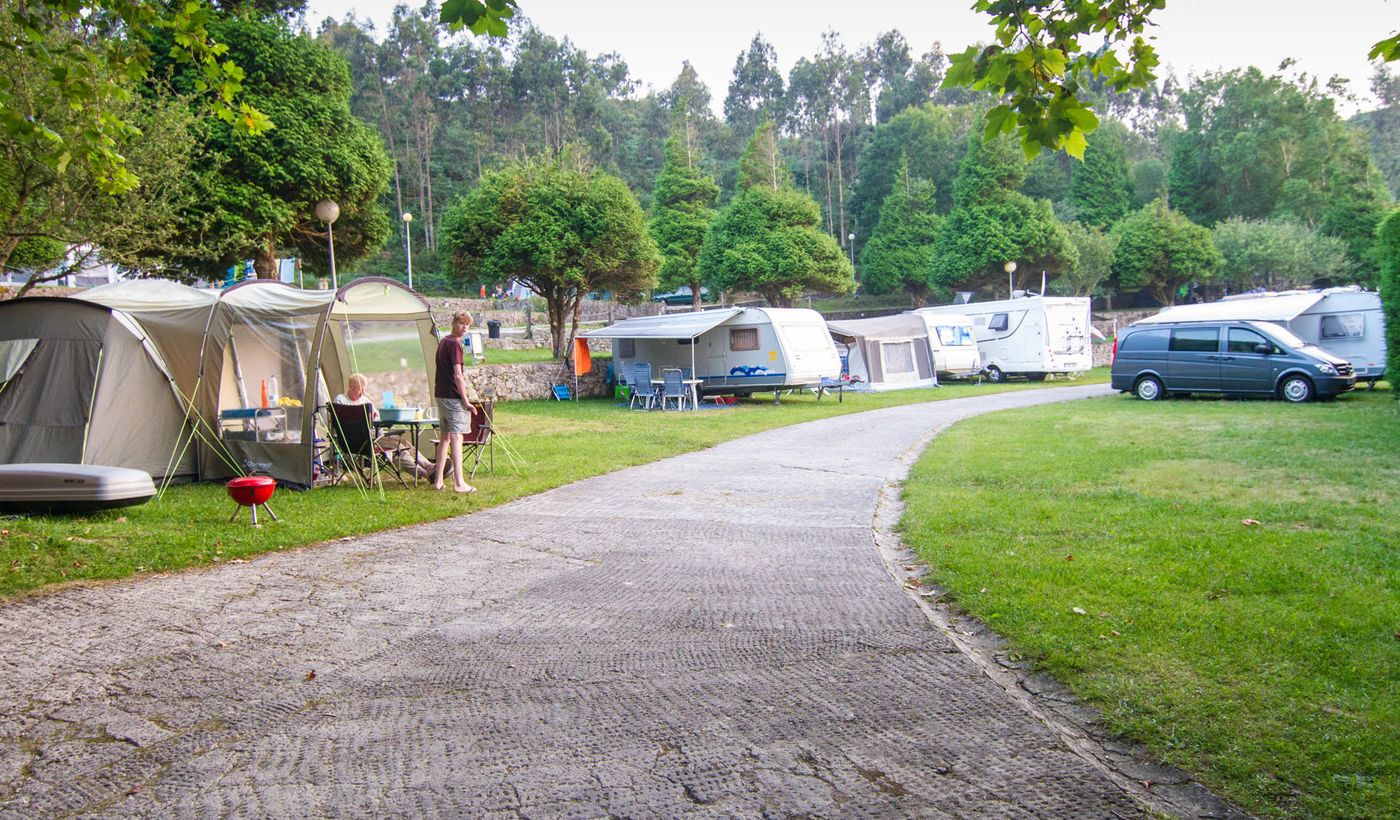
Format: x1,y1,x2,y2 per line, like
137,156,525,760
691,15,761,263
435,398,472,434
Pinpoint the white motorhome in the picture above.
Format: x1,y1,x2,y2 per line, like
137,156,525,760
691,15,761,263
917,295,1093,381
582,307,840,396
1135,288,1386,386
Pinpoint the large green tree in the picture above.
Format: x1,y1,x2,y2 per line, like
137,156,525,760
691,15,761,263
849,104,974,245
1069,124,1133,229
439,152,660,356
697,123,854,307
158,14,393,279
930,128,1076,291
1167,67,1391,282
1210,218,1353,293
648,123,719,309
1059,222,1117,297
1,12,212,292
858,155,941,304
1111,198,1221,305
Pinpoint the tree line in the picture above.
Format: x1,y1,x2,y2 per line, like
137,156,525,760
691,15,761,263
4,2,1399,321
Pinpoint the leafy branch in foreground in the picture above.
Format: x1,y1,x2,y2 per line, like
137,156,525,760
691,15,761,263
439,0,519,36
943,0,1163,159
0,1,274,195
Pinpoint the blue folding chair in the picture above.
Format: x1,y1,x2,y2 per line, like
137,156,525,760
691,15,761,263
629,363,657,410
660,368,689,411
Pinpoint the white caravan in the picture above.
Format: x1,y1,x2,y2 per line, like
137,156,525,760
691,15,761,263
917,295,1093,381
1135,287,1386,386
582,307,840,396
918,312,982,378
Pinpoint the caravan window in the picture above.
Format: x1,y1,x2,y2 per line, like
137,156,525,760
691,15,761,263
988,313,1009,332
935,325,975,346
617,338,635,358
1320,313,1364,339
782,324,832,351
729,327,759,351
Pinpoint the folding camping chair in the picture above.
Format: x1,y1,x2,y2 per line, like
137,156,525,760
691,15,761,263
629,362,658,410
461,399,495,480
326,403,410,489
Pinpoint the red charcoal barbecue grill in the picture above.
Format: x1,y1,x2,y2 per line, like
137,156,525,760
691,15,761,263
226,476,279,526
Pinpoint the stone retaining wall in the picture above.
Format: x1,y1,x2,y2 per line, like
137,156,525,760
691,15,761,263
464,361,610,402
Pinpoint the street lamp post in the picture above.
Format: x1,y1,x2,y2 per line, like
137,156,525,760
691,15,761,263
847,232,856,271
1004,260,1018,298
316,199,341,289
402,212,414,291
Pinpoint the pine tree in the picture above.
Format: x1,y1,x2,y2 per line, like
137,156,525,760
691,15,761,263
859,155,941,304
648,120,720,308
697,123,853,307
1069,127,1133,229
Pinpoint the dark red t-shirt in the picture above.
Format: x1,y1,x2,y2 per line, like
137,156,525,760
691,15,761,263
434,335,464,399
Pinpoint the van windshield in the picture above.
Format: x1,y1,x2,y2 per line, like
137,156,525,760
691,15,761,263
1254,322,1312,349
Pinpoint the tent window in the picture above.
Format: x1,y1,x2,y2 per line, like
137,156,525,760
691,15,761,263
0,338,39,385
730,327,759,351
339,320,432,409
882,341,917,376
1320,313,1363,339
617,338,635,358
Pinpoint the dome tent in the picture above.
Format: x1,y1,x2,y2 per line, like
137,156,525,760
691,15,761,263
0,294,209,480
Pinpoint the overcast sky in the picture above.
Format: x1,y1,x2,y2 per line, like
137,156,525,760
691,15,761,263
303,0,1396,114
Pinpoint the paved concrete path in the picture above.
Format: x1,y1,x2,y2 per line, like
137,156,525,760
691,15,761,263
0,384,1148,817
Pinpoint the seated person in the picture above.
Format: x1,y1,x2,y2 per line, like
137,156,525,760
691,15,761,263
333,372,434,478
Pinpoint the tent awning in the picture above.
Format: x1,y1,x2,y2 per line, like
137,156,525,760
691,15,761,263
1137,293,1327,324
581,308,742,340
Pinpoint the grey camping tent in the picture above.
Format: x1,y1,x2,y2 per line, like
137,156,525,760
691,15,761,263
0,296,208,480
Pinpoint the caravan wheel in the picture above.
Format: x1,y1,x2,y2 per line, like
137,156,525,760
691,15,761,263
985,366,1005,383
1027,372,1047,382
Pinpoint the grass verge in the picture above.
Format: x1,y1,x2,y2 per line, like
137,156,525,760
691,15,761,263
0,372,1104,600
900,387,1399,818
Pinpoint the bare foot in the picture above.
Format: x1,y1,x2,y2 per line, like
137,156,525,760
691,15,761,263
432,482,445,491
454,484,476,494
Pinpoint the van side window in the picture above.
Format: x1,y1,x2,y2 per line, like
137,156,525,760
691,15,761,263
729,327,759,351
1227,327,1271,354
617,338,635,358
1168,327,1219,352
1118,329,1168,351
1320,313,1363,339
988,313,1009,332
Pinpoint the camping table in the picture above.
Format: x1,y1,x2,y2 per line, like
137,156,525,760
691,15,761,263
372,418,439,486
651,378,703,410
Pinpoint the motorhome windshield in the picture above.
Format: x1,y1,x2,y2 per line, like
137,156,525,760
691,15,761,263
1254,322,1313,349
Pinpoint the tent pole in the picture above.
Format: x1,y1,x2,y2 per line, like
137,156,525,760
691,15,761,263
228,336,249,408
79,348,104,464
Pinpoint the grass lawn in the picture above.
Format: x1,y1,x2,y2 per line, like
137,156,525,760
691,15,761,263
900,386,1399,818
0,372,1104,600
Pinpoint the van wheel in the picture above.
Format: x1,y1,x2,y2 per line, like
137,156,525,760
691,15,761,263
1133,375,1165,401
985,366,1005,383
1280,375,1315,403
1027,372,1047,382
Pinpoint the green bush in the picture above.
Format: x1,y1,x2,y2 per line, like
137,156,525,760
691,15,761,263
1378,208,1400,397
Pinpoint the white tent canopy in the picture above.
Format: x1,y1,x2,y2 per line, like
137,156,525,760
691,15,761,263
580,308,742,340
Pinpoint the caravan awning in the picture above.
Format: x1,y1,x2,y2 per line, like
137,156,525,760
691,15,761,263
1137,293,1327,324
581,308,742,340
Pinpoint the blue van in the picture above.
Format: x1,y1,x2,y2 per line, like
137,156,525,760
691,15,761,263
1110,320,1355,402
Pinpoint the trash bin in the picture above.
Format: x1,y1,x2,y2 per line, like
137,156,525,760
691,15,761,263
487,320,501,339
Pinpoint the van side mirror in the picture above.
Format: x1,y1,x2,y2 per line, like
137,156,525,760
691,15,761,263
1254,344,1271,355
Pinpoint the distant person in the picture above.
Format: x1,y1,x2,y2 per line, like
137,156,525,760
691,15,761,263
479,284,487,298
433,312,480,493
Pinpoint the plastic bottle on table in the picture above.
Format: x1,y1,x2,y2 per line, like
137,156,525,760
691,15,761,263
268,374,279,404
260,379,268,408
